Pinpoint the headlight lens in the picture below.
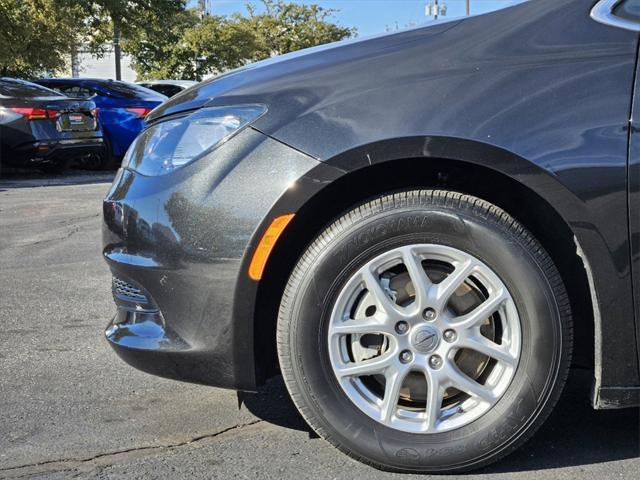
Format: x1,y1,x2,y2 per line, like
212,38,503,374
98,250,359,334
121,104,267,176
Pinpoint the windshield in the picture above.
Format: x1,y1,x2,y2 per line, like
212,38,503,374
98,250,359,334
101,80,167,100
0,78,65,98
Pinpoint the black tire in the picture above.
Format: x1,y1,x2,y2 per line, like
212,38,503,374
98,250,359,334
80,135,118,170
277,190,572,473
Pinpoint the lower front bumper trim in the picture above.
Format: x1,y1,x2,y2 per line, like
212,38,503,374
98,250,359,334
106,308,188,351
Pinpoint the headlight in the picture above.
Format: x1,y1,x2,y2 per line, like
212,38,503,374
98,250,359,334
121,104,267,176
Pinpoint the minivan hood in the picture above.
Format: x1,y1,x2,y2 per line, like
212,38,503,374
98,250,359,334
145,19,462,124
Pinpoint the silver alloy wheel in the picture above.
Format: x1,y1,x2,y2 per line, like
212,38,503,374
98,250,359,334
328,244,521,433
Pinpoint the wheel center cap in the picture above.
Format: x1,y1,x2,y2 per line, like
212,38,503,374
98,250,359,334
411,325,440,353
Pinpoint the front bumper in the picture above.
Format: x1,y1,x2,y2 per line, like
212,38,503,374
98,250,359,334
102,127,320,390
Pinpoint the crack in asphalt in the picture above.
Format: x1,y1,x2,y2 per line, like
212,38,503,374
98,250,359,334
0,420,263,479
15,226,80,248
1,213,98,251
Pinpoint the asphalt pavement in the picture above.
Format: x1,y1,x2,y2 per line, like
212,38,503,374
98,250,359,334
0,171,639,479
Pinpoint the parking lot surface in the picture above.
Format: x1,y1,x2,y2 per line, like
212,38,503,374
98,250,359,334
0,172,639,479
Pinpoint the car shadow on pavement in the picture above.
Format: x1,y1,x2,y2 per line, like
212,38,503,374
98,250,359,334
241,375,316,435
485,367,640,473
242,367,640,472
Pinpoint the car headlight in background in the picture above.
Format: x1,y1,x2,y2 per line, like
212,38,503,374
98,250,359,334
121,104,267,176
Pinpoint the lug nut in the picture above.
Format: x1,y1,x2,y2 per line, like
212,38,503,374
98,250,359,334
399,350,413,364
443,329,457,342
395,321,409,335
423,308,437,321
429,355,443,369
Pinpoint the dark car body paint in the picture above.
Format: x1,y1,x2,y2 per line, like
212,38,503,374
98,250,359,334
624,54,640,409
105,0,640,404
103,128,321,389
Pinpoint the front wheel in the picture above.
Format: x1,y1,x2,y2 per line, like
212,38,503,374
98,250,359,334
277,190,572,473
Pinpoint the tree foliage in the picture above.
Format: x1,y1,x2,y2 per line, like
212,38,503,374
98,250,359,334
125,0,356,81
0,0,355,80
244,0,356,58
74,0,186,57
0,0,85,77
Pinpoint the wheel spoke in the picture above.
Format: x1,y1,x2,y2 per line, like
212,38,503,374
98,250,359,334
380,365,408,422
459,334,518,367
400,247,431,309
335,352,395,378
445,364,496,403
449,291,508,330
362,268,403,317
329,317,393,337
433,259,475,307
424,370,443,431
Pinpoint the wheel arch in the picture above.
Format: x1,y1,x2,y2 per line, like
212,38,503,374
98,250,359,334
249,136,595,386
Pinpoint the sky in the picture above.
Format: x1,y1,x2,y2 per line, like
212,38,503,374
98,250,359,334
190,0,526,36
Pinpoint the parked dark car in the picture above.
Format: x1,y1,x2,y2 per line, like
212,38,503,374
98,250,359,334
0,78,103,172
102,0,640,473
35,78,166,168
137,80,197,97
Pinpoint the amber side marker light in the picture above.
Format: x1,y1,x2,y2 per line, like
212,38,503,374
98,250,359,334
248,213,295,281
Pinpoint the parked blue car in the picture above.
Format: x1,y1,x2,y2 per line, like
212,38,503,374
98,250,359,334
35,78,167,168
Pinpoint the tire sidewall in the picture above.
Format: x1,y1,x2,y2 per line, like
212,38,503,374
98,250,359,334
284,201,564,471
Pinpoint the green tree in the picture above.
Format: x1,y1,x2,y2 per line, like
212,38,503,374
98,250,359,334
125,0,355,81
243,0,356,58
178,14,259,80
0,0,355,81
122,8,201,80
0,0,86,77
76,0,186,80
125,11,260,81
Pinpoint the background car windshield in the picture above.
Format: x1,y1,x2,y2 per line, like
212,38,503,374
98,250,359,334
142,84,182,97
53,85,95,99
102,80,167,100
0,79,64,98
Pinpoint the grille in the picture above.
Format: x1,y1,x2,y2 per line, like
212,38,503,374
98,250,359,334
112,277,148,304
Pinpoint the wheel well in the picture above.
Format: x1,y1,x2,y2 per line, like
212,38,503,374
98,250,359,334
253,158,594,382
